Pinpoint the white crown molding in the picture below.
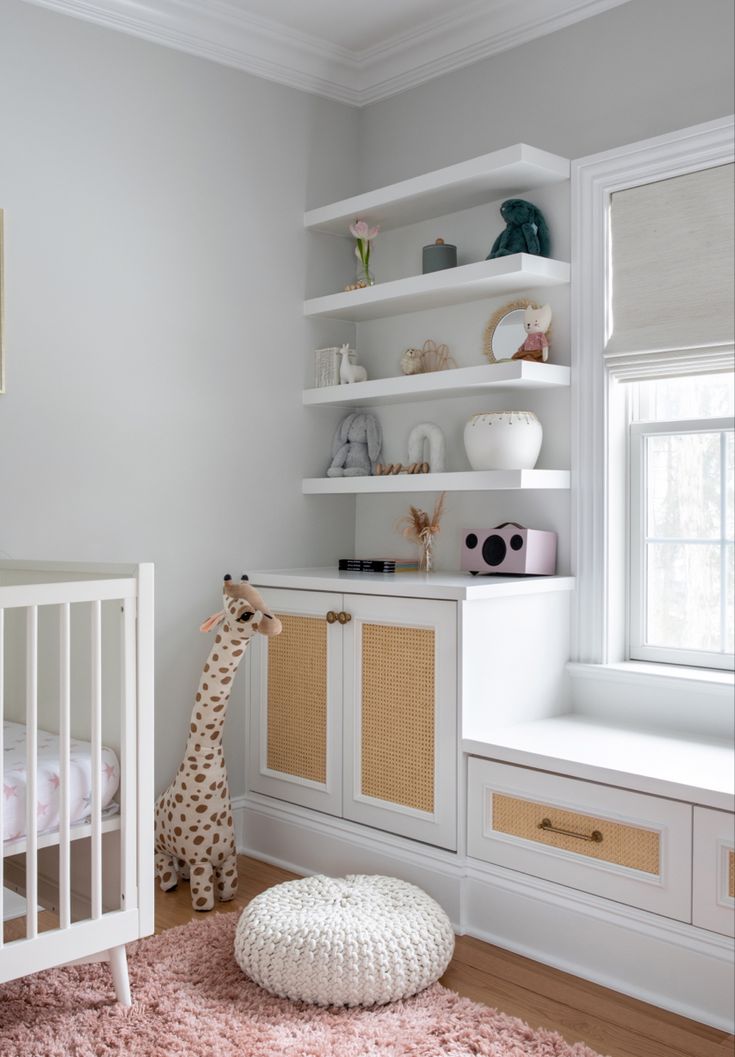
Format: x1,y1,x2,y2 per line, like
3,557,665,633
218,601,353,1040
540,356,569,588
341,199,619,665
21,0,633,106
353,0,633,106
22,0,363,105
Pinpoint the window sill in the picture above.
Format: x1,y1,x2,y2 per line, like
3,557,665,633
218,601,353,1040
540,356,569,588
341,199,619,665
567,662,734,741
568,660,734,692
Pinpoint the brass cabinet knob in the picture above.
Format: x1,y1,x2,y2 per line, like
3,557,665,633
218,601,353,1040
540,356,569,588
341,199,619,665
337,611,352,624
326,611,338,624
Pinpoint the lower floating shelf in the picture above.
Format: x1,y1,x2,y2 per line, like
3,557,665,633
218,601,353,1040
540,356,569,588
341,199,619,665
302,469,570,494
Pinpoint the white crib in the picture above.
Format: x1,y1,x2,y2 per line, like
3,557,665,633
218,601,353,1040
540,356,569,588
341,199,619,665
0,560,154,1005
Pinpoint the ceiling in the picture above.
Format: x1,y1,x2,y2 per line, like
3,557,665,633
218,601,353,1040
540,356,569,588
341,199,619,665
24,0,633,105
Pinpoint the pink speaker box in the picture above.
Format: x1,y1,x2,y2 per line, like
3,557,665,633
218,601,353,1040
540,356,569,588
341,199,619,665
461,523,557,575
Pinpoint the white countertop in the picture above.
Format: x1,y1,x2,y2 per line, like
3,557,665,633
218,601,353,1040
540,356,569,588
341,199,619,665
463,715,735,811
251,567,575,601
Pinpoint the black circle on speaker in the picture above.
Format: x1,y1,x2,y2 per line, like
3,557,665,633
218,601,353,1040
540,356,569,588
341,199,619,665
482,534,506,567
510,534,524,551
465,533,478,549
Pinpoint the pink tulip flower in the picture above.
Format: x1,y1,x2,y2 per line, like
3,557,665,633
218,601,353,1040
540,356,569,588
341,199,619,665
349,219,380,241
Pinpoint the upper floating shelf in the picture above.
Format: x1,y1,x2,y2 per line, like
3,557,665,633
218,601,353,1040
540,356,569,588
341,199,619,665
303,361,571,408
304,144,570,235
304,254,570,322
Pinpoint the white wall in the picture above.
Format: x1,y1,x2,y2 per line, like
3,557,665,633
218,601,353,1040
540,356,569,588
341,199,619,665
358,0,735,186
1,0,733,791
0,0,359,795
351,0,734,572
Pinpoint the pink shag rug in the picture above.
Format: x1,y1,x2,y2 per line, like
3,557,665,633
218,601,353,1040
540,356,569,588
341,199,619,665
0,914,606,1057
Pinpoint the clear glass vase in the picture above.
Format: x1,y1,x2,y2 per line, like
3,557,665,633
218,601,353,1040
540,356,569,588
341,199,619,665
355,261,375,288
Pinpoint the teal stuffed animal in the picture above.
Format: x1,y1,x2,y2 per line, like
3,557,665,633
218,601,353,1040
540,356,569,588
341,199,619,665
487,199,551,259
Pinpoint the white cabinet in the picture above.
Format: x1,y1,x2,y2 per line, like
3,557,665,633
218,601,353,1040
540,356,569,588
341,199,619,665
693,806,735,937
247,587,343,817
341,593,456,848
247,586,458,850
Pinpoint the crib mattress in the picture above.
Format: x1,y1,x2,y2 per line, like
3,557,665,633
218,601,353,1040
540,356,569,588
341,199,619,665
2,721,120,844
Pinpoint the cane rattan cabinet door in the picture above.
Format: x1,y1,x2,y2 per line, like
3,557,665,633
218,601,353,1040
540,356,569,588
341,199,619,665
248,587,343,815
341,594,457,850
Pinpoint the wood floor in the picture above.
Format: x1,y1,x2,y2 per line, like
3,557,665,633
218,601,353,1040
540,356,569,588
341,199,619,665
155,854,735,1057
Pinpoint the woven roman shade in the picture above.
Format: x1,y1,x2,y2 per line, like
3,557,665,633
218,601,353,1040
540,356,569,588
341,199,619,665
607,163,734,377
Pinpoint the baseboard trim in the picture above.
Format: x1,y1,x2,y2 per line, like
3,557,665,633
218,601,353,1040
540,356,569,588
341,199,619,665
234,793,735,1031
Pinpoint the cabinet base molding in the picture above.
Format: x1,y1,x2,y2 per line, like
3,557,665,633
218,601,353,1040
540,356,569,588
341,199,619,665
234,793,464,923
234,793,735,1032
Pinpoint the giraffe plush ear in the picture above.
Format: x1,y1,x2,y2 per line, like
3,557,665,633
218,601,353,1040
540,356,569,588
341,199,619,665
199,610,225,633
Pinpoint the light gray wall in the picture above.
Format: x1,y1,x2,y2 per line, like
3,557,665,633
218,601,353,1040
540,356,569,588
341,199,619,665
1,0,732,792
351,0,734,572
0,0,358,795
358,0,735,186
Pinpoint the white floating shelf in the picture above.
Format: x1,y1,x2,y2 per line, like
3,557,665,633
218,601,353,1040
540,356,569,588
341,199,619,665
304,361,570,408
304,254,569,322
304,144,570,235
303,470,570,494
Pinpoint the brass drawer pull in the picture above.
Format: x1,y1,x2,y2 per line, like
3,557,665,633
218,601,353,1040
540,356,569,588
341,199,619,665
337,611,352,624
538,817,603,843
326,611,338,624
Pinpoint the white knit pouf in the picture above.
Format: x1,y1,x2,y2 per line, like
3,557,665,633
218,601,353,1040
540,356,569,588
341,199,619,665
234,874,455,1007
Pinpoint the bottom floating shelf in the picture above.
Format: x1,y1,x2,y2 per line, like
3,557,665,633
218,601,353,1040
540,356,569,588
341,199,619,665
302,469,570,494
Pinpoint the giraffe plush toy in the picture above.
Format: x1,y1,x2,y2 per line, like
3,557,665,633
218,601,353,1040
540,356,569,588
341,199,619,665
155,575,282,911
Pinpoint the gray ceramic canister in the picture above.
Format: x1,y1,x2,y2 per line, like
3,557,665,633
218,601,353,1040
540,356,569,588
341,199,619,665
422,238,457,273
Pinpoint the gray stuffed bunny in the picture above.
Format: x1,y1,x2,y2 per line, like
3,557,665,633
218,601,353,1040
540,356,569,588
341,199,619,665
327,412,382,477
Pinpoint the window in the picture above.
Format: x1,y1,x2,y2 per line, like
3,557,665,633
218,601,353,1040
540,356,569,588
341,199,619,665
628,374,734,670
571,117,735,686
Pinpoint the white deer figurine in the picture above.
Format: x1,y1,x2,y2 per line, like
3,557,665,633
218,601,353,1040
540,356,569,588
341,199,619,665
339,344,368,384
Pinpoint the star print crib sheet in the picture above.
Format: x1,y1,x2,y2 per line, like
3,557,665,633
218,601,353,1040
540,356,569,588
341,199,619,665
2,720,120,844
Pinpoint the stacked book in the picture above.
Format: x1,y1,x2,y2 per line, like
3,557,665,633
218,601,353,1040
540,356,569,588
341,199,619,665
314,347,356,388
338,558,419,574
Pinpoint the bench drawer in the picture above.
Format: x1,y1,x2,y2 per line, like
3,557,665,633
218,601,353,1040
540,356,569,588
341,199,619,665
692,806,735,936
468,758,692,920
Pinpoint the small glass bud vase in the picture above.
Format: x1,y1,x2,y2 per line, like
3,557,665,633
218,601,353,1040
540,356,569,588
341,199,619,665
355,261,375,288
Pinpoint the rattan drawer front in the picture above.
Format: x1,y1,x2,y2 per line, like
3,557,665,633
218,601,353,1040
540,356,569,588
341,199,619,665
468,758,691,921
693,807,735,937
492,793,660,874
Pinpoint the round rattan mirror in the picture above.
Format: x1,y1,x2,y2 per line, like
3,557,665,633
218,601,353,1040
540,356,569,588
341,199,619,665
483,299,543,363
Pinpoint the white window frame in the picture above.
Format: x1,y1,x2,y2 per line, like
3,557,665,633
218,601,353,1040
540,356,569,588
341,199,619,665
570,116,735,707
629,415,734,670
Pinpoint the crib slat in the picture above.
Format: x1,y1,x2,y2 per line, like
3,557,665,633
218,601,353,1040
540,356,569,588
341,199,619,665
0,608,5,943
26,606,38,940
59,603,71,930
121,599,137,911
90,601,102,920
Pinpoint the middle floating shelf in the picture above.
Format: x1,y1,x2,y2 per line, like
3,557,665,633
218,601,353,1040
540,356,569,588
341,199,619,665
303,361,570,407
304,253,570,322
303,470,571,495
